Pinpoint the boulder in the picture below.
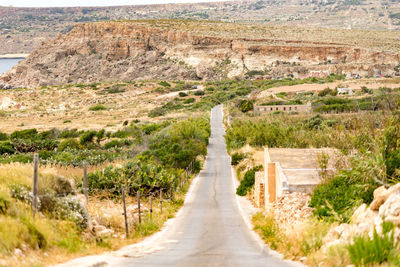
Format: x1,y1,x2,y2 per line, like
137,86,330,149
370,184,400,211
379,192,400,226
370,186,389,211
97,228,115,237
127,204,149,214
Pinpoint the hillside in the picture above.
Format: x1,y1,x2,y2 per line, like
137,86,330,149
1,0,400,54
1,20,399,88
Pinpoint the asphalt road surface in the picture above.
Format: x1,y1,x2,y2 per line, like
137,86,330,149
59,105,300,267
116,105,298,267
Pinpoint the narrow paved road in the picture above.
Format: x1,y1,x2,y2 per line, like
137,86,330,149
59,105,300,267
118,105,298,267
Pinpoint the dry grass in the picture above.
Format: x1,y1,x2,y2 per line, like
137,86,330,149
252,212,332,263
0,161,193,266
0,81,192,134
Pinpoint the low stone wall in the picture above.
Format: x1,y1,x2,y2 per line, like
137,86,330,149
254,102,312,114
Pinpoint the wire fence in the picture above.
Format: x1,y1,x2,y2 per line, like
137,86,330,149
29,153,196,238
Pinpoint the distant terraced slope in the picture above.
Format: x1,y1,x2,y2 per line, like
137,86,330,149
1,20,399,88
1,0,400,54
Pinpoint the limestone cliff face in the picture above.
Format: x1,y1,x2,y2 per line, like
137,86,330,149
1,21,399,88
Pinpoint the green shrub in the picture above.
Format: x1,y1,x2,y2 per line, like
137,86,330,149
309,169,378,223
0,131,8,141
59,129,80,139
104,85,126,94
58,138,80,152
10,129,38,140
88,105,107,111
111,126,140,138
86,158,179,196
103,139,133,149
148,102,184,118
79,131,97,146
0,153,33,164
149,117,210,169
246,70,265,77
193,90,205,96
140,122,167,135
159,81,171,87
238,99,253,113
38,150,55,160
382,116,400,182
96,129,105,144
0,141,15,155
183,98,195,104
236,165,262,196
148,107,166,117
179,92,188,97
347,222,399,266
12,138,59,153
361,86,373,94
231,152,245,166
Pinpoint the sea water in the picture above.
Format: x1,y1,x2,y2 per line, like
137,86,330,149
0,58,23,75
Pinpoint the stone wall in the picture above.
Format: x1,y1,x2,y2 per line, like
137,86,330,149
254,102,312,114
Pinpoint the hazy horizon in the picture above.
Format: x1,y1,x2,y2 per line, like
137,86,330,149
0,0,233,8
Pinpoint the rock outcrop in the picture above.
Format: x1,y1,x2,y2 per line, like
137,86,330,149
1,21,399,88
323,183,400,250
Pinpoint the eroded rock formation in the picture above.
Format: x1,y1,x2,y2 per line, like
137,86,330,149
1,21,399,88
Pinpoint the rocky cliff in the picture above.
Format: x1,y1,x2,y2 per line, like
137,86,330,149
1,21,399,88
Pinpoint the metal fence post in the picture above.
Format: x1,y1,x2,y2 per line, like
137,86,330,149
122,186,129,238
32,153,39,216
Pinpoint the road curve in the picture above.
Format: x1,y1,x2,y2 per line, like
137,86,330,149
57,105,300,267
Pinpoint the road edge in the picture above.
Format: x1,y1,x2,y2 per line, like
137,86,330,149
222,105,304,267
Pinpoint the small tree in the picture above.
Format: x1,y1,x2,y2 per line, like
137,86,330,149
80,131,97,146
96,129,105,145
238,99,254,113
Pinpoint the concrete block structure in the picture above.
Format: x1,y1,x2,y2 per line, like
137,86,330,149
252,147,337,205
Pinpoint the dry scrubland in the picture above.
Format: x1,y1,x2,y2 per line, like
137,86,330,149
0,81,204,133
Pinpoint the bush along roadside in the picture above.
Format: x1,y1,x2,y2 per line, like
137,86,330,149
227,108,400,265
0,120,173,166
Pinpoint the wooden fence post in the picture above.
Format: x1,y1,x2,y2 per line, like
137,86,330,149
149,196,153,220
160,190,163,214
122,186,129,238
32,153,39,216
83,161,88,203
137,191,141,225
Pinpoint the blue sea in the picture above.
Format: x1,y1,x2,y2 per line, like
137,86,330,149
0,58,23,75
